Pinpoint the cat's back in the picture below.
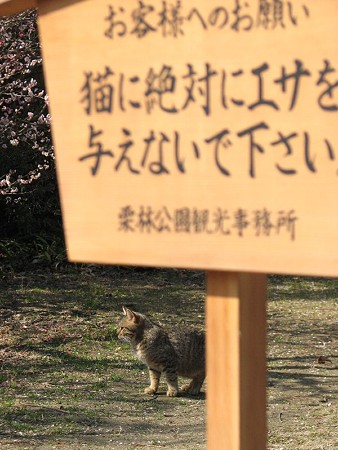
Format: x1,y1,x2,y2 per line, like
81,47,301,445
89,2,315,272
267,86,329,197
167,326,205,375
138,323,175,357
168,326,205,349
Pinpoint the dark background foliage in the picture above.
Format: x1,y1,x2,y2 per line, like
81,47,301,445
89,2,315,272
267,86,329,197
0,9,64,269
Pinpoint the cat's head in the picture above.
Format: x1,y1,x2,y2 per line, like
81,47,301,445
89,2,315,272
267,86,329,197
117,306,145,344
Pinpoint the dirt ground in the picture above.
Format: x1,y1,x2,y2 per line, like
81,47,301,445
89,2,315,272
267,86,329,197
0,268,337,449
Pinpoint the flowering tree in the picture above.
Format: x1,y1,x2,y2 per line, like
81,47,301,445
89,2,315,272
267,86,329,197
0,9,59,239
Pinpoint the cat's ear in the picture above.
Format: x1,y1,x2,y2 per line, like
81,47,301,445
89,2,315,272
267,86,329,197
122,306,138,323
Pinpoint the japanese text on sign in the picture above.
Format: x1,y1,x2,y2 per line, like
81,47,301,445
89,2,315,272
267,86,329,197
118,205,298,240
79,124,335,178
78,1,338,180
80,60,338,116
104,0,311,39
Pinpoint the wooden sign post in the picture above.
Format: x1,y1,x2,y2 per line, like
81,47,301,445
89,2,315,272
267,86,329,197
206,272,267,449
2,1,337,449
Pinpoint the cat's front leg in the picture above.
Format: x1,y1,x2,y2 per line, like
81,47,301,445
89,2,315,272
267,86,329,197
144,368,160,395
164,369,179,397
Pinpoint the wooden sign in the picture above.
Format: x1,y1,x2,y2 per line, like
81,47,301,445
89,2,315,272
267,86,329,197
36,0,338,277
0,0,36,16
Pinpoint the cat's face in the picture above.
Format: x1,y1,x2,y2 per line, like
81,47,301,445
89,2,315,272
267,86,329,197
117,307,143,343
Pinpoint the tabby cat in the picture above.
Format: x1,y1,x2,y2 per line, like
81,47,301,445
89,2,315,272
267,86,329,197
117,306,205,397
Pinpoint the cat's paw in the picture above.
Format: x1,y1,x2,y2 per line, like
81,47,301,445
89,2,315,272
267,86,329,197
180,383,191,392
166,388,178,397
180,383,201,395
144,387,157,395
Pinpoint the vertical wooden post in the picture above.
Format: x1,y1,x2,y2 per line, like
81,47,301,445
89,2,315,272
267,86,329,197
206,271,267,450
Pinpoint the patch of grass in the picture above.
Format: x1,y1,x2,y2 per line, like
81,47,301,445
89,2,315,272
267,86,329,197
0,269,336,449
267,276,338,450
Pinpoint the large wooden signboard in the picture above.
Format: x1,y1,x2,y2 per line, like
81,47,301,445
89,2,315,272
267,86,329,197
35,0,337,277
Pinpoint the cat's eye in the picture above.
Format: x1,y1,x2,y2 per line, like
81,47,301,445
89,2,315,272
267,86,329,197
118,326,131,334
